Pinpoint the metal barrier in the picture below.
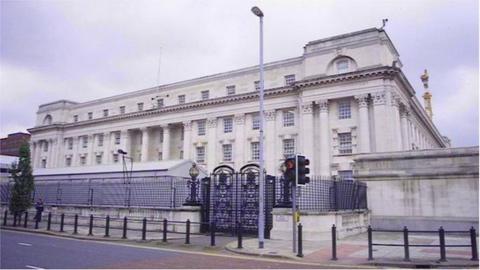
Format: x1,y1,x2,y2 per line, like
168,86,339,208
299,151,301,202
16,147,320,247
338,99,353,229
367,226,479,261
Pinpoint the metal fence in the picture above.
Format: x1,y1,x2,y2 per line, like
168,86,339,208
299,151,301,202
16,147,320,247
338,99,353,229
1,176,191,208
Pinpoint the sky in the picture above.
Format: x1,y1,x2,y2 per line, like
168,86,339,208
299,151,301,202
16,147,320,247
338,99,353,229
0,0,478,147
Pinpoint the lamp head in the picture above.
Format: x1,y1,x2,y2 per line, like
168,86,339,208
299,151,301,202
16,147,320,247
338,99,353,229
117,149,127,155
251,6,264,17
189,163,200,178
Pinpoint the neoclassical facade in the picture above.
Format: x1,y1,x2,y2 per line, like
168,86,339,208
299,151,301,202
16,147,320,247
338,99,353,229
28,28,448,177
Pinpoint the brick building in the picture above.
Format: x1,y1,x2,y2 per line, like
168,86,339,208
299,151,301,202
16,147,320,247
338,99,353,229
0,132,31,157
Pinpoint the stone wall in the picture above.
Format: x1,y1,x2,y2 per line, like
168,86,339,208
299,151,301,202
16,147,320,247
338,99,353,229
354,146,479,230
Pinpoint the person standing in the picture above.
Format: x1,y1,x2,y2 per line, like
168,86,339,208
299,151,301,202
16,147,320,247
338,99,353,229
34,199,44,222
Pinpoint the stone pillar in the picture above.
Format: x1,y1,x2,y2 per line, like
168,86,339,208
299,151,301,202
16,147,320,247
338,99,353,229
183,121,192,160
355,94,371,153
140,127,150,162
318,100,330,176
31,141,37,168
47,138,55,168
104,132,112,163
207,118,217,172
162,125,170,160
391,94,402,151
400,109,410,150
234,115,245,170
56,135,64,168
372,91,390,152
72,137,79,166
265,110,277,175
121,130,131,157
300,104,314,173
88,135,95,165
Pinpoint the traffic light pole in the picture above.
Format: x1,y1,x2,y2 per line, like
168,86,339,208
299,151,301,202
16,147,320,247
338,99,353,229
292,154,298,253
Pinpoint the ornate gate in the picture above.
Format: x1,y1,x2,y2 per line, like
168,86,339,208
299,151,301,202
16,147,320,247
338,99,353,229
201,164,275,236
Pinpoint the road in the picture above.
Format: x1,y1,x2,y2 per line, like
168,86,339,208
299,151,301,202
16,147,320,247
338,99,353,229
1,230,327,269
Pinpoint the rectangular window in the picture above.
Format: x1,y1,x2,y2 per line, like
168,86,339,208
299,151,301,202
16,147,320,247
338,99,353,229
73,115,78,122
201,90,209,100
41,159,47,168
226,85,236,96
43,142,48,152
157,98,164,108
113,154,119,163
67,138,73,150
178,95,186,104
338,100,351,119
82,136,88,148
254,80,260,91
137,103,144,111
283,111,295,127
98,134,104,147
95,155,102,165
80,156,86,166
196,146,205,163
338,170,354,181
223,117,233,133
252,113,260,130
114,132,121,145
223,144,232,162
283,139,295,157
119,106,126,114
88,112,93,120
65,157,72,167
159,129,164,143
251,142,260,161
158,152,163,161
197,120,206,136
284,74,296,86
103,109,109,117
180,150,184,159
338,132,352,154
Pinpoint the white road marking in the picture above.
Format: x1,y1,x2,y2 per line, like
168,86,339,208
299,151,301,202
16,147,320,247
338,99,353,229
18,242,32,246
25,265,44,269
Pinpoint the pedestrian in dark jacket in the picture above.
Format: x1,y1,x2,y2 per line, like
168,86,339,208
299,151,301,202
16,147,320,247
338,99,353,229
34,199,44,222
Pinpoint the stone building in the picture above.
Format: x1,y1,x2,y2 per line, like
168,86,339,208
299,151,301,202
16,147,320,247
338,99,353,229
28,28,448,177
0,132,31,157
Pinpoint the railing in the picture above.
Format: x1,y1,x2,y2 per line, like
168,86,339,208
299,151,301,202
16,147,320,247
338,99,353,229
367,226,479,262
2,210,219,247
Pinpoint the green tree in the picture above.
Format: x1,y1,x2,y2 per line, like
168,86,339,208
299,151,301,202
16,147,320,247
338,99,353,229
9,143,34,216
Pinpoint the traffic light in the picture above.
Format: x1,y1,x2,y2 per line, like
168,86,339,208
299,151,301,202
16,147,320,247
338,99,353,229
283,157,296,183
297,155,310,185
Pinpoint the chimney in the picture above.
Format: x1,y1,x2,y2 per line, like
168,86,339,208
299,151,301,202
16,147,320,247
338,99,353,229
421,69,433,120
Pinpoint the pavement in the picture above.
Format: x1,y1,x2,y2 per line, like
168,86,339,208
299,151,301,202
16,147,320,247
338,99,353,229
2,216,479,268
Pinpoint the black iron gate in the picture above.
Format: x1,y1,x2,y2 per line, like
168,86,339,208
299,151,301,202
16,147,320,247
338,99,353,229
201,164,275,237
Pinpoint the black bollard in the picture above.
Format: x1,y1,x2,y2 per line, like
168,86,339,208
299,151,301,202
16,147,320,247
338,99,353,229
237,222,243,249
88,214,93,236
403,226,410,261
47,212,52,231
471,227,478,261
35,216,39,229
13,213,17,227
3,210,7,226
185,219,191,244
162,219,167,242
331,224,337,260
17,212,22,226
439,227,447,262
122,216,127,239
104,215,110,237
297,223,304,258
73,214,78,234
24,212,28,228
367,226,373,260
60,213,65,232
142,218,147,241
210,222,216,246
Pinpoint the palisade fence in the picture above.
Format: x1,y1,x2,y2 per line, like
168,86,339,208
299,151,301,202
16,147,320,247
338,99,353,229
0,175,367,212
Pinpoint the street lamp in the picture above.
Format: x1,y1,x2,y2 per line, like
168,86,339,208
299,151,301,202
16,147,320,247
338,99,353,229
251,5,265,249
184,163,200,206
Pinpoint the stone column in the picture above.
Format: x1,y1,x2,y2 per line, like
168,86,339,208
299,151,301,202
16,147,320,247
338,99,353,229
400,108,410,150
355,94,371,153
391,94,402,151
300,104,314,173
104,132,112,163
206,118,217,172
121,130,131,157
162,125,170,160
318,100,330,176
234,115,245,170
140,127,150,162
88,135,95,165
56,135,64,168
31,141,37,168
265,110,277,175
372,91,390,152
72,137,79,166
47,138,54,168
183,121,192,160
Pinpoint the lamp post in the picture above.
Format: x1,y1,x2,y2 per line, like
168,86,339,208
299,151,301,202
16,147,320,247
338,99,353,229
184,162,200,206
251,5,265,249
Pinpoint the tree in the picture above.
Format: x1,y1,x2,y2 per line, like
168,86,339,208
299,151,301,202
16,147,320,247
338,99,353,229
9,143,34,216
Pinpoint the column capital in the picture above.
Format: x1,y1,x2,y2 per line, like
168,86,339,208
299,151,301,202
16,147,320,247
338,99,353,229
390,92,401,107
234,114,245,125
317,100,329,112
301,103,314,114
265,110,276,121
207,118,217,128
160,124,170,130
183,121,192,131
372,91,386,105
354,94,369,108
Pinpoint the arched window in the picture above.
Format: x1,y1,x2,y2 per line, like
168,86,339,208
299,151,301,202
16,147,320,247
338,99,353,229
43,115,52,125
326,56,358,75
